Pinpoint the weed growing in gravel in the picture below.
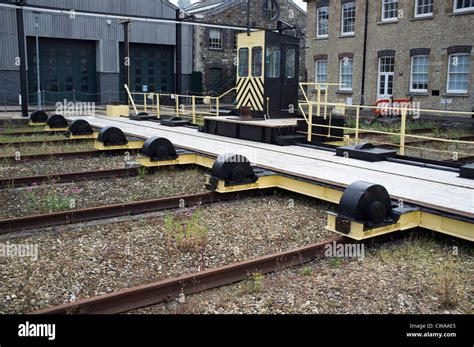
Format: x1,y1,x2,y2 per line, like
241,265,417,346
329,257,343,268
300,266,313,276
434,259,460,310
24,182,82,213
246,272,264,294
137,167,148,179
163,210,208,253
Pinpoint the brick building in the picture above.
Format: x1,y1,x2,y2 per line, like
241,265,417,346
186,0,307,95
304,0,474,112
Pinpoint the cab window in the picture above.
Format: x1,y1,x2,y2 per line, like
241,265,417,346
252,47,263,77
265,46,281,78
238,48,249,77
285,48,296,79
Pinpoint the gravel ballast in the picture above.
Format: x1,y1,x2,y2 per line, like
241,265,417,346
0,193,333,313
0,155,135,178
0,167,208,218
0,142,95,156
135,234,473,315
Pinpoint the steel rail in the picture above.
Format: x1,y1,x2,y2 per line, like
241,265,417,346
0,138,92,147
0,130,67,137
0,149,137,162
32,236,347,314
0,167,142,189
0,190,266,235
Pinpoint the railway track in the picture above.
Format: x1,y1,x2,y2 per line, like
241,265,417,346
0,148,137,162
32,236,348,314
0,137,92,147
347,127,438,139
0,167,142,189
0,189,268,235
0,130,68,137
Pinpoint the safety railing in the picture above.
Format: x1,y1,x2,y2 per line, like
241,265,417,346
125,85,237,125
298,82,474,158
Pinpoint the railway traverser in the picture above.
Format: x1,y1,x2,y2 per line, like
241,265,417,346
46,119,470,243
25,27,473,243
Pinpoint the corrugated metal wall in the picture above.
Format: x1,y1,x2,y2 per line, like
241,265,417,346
0,1,193,74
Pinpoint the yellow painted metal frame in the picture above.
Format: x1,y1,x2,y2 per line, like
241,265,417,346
94,139,144,151
326,211,473,242
136,153,214,169
134,151,473,242
67,131,99,140
28,121,47,126
207,175,343,205
44,126,69,132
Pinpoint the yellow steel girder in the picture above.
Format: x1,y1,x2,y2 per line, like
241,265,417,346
66,132,99,140
94,140,144,151
136,153,214,169
44,126,69,132
28,121,47,127
136,151,473,242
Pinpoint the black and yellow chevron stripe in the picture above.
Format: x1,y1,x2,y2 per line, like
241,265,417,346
236,77,264,111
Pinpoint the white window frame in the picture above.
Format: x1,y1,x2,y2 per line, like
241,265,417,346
453,0,474,13
382,0,399,22
339,58,353,91
377,56,395,98
208,29,223,50
316,6,329,38
341,2,356,36
410,55,430,93
447,53,471,94
415,0,434,18
315,60,328,90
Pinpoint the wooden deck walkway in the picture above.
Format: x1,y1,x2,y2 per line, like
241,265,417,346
68,116,474,218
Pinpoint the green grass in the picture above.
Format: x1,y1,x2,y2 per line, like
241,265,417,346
1,142,95,156
300,266,313,277
163,209,209,253
0,134,67,143
1,125,46,134
246,272,264,294
376,235,471,310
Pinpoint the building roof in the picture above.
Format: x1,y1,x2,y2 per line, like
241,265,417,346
185,0,306,16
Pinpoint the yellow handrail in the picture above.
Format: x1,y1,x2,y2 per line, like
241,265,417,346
298,82,474,157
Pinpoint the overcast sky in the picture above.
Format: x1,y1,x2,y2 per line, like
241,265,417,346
169,0,307,11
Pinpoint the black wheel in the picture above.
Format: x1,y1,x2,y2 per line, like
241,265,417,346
30,110,48,123
98,126,128,146
68,119,93,135
338,181,392,226
141,136,177,161
47,114,68,128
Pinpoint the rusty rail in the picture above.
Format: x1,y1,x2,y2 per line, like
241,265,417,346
0,149,137,162
0,190,267,234
0,167,141,189
32,236,347,314
0,138,92,147
0,130,67,137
